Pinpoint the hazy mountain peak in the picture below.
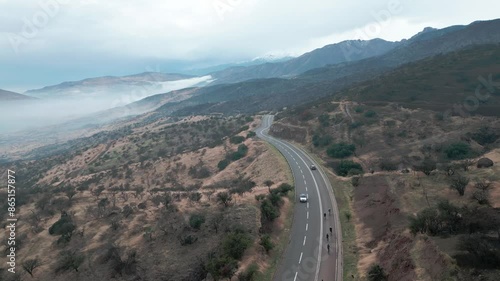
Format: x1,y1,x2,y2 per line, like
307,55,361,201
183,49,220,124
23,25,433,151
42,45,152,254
209,37,399,84
0,89,35,101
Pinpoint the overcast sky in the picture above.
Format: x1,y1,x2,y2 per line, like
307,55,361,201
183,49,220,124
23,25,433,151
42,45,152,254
1,0,499,92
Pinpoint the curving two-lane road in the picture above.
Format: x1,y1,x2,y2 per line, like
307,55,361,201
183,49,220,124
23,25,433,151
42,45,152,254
255,115,343,281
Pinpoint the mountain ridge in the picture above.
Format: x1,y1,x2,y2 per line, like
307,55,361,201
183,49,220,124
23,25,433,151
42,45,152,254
209,38,400,84
25,72,195,96
0,89,35,101
142,19,500,117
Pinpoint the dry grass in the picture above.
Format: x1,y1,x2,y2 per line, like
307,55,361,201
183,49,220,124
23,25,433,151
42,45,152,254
0,115,296,280
274,102,500,280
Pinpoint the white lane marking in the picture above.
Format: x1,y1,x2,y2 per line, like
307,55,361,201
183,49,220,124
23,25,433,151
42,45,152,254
294,272,298,281
260,116,327,281
306,223,308,231
307,211,309,219
302,174,305,179
299,252,303,264
305,186,308,192
300,169,303,174
268,137,324,281
303,236,307,246
307,202,309,209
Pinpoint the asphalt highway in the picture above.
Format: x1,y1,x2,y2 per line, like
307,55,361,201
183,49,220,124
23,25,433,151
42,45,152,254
255,115,343,281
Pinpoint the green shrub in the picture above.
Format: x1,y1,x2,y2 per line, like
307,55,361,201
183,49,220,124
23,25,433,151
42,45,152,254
444,142,471,160
230,136,246,144
272,183,293,196
238,263,259,281
122,205,133,218
347,168,363,176
327,143,356,158
228,144,249,161
268,193,283,207
414,158,437,176
180,235,198,245
222,230,252,260
189,214,206,230
49,213,76,242
331,161,363,177
261,199,280,222
246,131,256,138
312,134,333,147
188,165,211,179
457,234,500,269
368,264,387,281
344,211,352,221
349,121,364,129
230,177,256,195
318,114,330,127
409,207,440,235
379,159,398,171
260,235,274,254
206,255,238,280
255,194,266,201
218,159,230,171
409,201,463,235
354,106,364,113
470,126,499,145
364,110,377,118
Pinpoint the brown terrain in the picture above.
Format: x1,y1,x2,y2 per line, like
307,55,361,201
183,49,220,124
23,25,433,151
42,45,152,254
0,115,294,280
271,100,500,281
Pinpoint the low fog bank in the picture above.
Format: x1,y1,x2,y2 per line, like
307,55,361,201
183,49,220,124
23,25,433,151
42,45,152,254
1,75,211,135
1,97,121,134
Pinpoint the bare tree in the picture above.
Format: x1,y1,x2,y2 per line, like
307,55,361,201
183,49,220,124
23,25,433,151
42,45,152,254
55,250,84,273
475,179,492,191
458,159,475,171
22,258,41,277
156,211,171,236
35,193,51,211
133,187,144,199
64,186,77,202
210,213,224,234
143,227,155,241
110,189,119,207
91,186,105,200
216,192,232,208
189,192,202,203
450,174,469,196
27,210,43,234
120,191,129,202
204,190,214,201
473,179,492,205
